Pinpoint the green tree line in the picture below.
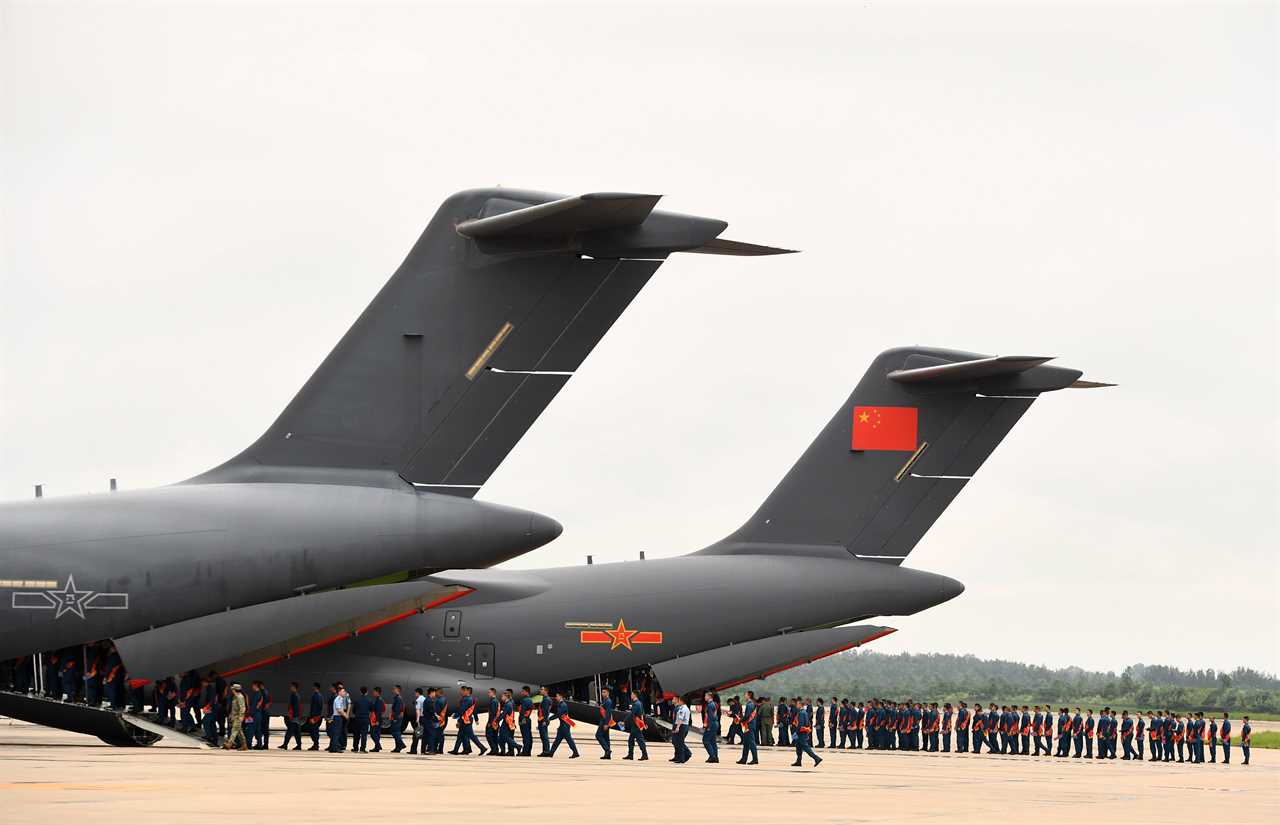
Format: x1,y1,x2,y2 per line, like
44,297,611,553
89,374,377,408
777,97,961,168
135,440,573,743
733,652,1280,714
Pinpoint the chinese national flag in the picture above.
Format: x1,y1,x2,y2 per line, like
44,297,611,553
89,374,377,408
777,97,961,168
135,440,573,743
851,406,918,451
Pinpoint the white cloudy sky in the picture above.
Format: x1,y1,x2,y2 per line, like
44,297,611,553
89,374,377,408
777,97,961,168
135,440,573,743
2,2,1275,674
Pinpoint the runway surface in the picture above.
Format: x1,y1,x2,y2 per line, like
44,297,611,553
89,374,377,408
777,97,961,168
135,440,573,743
2,720,1275,824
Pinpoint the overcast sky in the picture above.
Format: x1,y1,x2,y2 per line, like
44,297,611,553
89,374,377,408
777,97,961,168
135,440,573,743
2,2,1275,675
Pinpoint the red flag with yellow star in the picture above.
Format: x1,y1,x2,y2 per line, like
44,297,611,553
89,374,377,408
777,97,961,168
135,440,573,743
851,406,918,451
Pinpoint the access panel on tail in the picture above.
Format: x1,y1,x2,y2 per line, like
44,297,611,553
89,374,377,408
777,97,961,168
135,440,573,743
701,346,1109,564
190,189,792,494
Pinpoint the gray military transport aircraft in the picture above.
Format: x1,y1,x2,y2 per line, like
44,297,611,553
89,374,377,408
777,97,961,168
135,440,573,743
216,346,1108,733
8,337,1107,745
0,188,793,742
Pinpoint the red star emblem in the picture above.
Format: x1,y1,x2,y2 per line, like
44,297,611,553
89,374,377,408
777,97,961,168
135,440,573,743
605,619,639,650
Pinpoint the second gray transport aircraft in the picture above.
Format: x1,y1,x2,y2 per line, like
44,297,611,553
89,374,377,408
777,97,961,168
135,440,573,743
0,188,1108,743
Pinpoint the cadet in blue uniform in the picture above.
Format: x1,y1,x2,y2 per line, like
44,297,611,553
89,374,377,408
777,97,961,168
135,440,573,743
518,686,535,756
790,701,822,768
1240,717,1251,766
388,685,405,753
537,686,554,756
776,696,791,748
420,687,440,754
622,689,649,761
430,689,447,754
451,685,486,755
1220,713,1232,764
307,683,324,750
971,704,984,755
836,700,850,748
596,687,615,759
280,682,302,750
956,702,970,753
941,703,953,753
545,689,580,758
369,687,385,752
1119,710,1134,759
828,696,839,749
1208,714,1217,763
736,690,758,765
243,682,259,746
200,677,220,747
104,649,125,710
484,688,502,755
814,698,826,748
1070,708,1084,757
500,690,518,756
255,681,272,749
702,691,721,763
176,668,197,731
987,704,1001,753
1149,712,1163,761
349,686,371,753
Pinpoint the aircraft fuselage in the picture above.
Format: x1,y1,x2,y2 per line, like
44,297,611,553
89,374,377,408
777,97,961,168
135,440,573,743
0,482,560,660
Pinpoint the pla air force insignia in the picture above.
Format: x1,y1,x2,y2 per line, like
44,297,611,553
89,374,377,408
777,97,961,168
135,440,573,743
8,575,129,619
570,618,663,651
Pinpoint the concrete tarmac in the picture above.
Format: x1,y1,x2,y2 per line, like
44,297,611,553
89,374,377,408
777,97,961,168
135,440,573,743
2,720,1276,824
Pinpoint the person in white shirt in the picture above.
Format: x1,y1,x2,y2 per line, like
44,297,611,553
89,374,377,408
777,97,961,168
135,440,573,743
328,686,350,753
671,696,693,764
411,688,428,754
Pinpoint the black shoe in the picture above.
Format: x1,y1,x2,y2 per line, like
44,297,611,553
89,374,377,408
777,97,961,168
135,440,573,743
815,757,823,767
537,753,551,758
277,745,288,750
601,754,611,760
293,746,301,751
791,761,802,767
748,760,758,765
735,759,746,764
569,753,580,759
622,755,634,760
478,748,488,756
372,747,382,753
706,758,718,763
307,745,319,751
639,755,648,761
669,757,679,762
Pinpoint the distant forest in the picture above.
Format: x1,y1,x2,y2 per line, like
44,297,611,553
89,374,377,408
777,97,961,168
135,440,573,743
733,652,1280,714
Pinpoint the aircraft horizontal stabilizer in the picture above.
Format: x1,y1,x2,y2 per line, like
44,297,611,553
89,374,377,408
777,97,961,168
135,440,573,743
456,192,663,238
112,581,472,679
455,191,795,258
651,624,895,697
887,352,1113,394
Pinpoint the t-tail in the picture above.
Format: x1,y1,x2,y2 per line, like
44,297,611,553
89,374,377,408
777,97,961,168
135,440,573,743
188,189,792,493
699,347,1111,564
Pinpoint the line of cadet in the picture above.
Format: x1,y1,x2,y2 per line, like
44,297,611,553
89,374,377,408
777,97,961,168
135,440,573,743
745,697,1254,767
27,661,1255,769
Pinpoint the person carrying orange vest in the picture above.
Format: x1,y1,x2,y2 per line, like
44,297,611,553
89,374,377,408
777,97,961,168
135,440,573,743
545,688,580,759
